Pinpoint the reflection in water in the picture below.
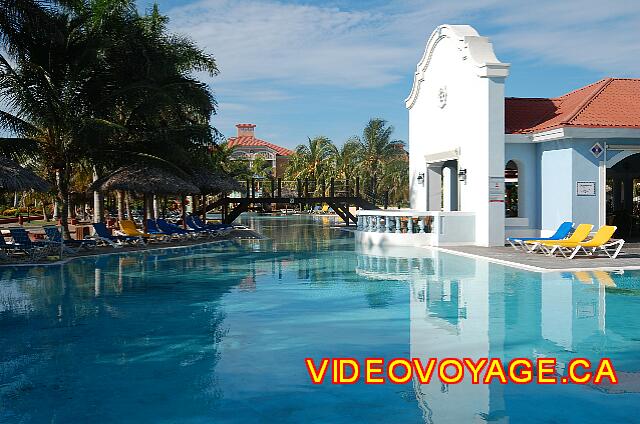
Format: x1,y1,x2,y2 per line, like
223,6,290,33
357,243,640,423
1,215,640,423
0,241,247,421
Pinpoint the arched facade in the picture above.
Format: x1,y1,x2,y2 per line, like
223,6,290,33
403,25,640,246
407,25,510,246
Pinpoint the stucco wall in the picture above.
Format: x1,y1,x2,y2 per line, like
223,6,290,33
571,140,602,228
538,139,602,234
407,25,509,246
540,143,574,233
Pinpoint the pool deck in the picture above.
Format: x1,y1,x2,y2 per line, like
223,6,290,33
435,244,640,272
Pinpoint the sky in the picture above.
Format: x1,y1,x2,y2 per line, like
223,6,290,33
136,0,640,149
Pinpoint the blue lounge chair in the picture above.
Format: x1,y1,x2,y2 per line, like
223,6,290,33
91,222,143,247
146,219,169,237
155,219,195,239
8,227,57,260
506,221,573,251
43,225,96,253
185,216,218,237
0,231,17,260
193,216,237,232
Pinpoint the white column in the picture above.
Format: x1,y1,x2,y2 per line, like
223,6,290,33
443,167,452,212
426,165,443,211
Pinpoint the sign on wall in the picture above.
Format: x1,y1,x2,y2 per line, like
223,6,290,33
489,177,505,203
576,181,596,196
590,142,603,158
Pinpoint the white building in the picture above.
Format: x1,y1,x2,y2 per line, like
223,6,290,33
358,24,640,247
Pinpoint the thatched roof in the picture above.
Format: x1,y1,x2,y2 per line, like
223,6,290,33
189,167,242,193
0,156,51,192
90,165,200,194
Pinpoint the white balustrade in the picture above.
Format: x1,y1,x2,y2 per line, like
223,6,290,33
354,209,476,247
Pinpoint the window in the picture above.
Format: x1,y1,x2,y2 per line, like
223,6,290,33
505,160,518,218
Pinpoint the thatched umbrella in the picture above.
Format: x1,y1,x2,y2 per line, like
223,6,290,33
189,167,241,193
189,167,242,219
91,165,199,195
90,164,200,231
0,156,50,192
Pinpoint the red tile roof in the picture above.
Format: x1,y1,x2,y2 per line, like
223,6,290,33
505,78,640,134
227,136,294,156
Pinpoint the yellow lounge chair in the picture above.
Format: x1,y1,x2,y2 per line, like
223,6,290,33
525,223,593,255
546,225,624,259
119,220,168,242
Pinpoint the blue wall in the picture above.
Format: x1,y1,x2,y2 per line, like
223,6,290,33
571,140,601,227
508,140,599,234
506,137,640,237
505,143,539,231
539,143,574,232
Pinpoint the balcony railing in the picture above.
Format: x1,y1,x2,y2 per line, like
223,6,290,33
355,210,476,246
356,211,434,233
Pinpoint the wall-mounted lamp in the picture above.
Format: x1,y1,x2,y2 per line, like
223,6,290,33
458,169,467,183
417,172,425,186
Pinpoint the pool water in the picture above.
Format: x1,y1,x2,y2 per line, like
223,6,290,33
1,215,640,423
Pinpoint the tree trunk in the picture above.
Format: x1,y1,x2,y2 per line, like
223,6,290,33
67,192,74,219
56,169,71,240
93,167,103,223
192,195,199,221
181,195,187,229
142,193,148,233
153,195,159,219
125,192,131,219
116,191,124,222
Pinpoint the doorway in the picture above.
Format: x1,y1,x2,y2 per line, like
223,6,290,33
606,151,640,239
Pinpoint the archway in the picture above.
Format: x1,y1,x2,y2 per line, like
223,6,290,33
505,160,519,218
606,152,640,239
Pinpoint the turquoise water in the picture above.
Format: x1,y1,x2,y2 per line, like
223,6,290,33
1,215,640,423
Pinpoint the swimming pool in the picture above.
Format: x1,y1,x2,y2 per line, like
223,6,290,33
1,215,639,423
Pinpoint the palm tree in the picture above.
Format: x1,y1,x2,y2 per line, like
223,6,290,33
0,3,120,237
380,157,409,206
91,2,218,172
330,137,361,181
0,1,219,237
285,136,336,182
211,141,250,179
249,156,273,179
354,118,404,196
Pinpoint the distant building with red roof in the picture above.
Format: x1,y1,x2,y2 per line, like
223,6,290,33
227,124,293,177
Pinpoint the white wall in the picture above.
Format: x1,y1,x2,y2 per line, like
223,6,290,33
407,25,509,246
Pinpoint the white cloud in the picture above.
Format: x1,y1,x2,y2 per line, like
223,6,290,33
217,102,249,112
167,0,640,143
168,0,414,88
215,86,294,102
487,0,640,74
168,0,640,90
